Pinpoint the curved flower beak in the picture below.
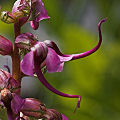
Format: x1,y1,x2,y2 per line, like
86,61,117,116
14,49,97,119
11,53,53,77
44,18,106,73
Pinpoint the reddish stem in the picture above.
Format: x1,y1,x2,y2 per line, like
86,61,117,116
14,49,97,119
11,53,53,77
12,23,21,82
11,22,22,119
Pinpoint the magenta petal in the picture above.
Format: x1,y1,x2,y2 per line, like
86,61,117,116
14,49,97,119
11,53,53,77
45,48,72,73
45,48,61,73
11,94,25,114
62,114,69,120
20,51,34,76
32,0,50,22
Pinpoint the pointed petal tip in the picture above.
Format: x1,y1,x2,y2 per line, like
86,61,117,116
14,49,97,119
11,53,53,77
98,18,107,26
74,96,81,113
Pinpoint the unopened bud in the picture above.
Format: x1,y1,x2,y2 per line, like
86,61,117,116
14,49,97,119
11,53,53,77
15,32,37,50
0,11,16,24
43,109,62,120
21,98,46,112
0,35,13,55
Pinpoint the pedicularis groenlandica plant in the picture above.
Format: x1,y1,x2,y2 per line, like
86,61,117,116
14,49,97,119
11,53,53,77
0,0,106,119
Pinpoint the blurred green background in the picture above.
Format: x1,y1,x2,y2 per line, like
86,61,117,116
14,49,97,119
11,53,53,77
0,0,120,120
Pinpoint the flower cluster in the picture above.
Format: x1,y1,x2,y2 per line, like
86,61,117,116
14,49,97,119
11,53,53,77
0,0,106,119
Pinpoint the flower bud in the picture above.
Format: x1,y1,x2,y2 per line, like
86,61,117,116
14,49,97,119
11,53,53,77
1,88,12,106
15,32,37,50
0,35,13,55
0,11,16,24
43,109,62,120
21,98,46,112
11,94,46,119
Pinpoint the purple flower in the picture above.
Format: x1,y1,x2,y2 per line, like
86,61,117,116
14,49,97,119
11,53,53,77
16,18,106,111
0,35,13,55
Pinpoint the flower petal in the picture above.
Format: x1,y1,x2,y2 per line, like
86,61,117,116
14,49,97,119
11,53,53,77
20,51,34,76
11,93,25,114
45,48,72,73
30,20,39,30
45,48,62,73
62,114,69,120
32,0,50,22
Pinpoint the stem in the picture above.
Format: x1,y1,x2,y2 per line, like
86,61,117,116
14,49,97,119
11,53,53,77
11,22,21,119
12,23,21,82
7,108,14,120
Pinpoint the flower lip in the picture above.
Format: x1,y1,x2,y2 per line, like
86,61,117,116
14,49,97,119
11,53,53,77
15,32,37,50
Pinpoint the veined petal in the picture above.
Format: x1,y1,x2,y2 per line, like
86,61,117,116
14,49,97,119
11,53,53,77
20,51,34,76
15,32,37,50
31,0,50,22
45,47,72,73
11,93,25,114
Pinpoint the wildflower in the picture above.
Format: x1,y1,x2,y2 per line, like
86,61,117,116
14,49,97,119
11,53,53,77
14,19,106,111
0,35,13,55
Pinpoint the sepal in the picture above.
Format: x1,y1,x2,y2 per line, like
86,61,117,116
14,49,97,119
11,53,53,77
0,35,13,55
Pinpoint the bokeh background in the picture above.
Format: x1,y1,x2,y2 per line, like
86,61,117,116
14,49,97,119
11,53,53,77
0,0,120,120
